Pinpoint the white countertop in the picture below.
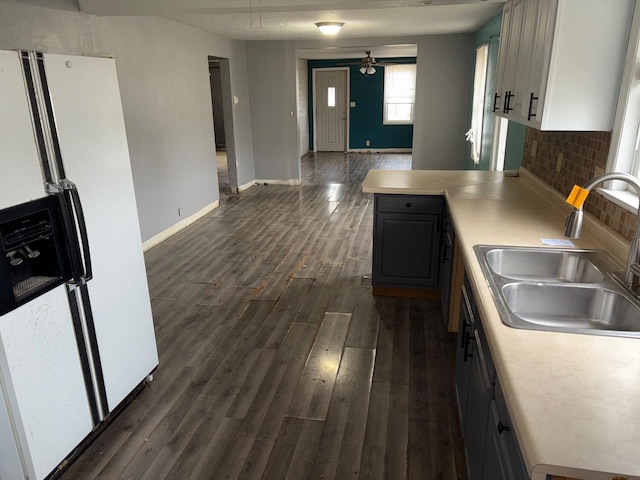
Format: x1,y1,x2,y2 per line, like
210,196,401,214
363,169,640,480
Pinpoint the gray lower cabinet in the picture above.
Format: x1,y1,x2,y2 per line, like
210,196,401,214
454,277,476,429
455,273,529,480
372,194,444,290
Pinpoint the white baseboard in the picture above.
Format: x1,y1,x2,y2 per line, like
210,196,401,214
237,180,256,192
255,179,302,186
347,148,412,153
142,201,219,252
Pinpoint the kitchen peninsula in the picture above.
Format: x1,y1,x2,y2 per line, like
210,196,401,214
363,169,640,480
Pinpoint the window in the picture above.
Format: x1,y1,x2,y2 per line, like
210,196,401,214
466,44,489,167
383,64,416,125
602,1,640,213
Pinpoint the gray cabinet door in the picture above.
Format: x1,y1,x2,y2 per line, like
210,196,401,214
454,283,475,426
481,381,529,480
440,206,455,323
373,212,440,287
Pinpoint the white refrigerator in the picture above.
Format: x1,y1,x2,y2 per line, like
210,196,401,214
0,50,158,480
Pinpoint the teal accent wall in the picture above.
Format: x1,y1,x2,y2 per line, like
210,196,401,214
504,122,527,170
308,58,416,150
466,12,526,171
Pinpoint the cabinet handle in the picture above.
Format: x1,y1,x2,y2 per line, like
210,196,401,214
497,421,510,434
527,92,539,121
503,91,514,113
493,92,501,112
463,331,473,361
405,202,412,208
460,318,468,348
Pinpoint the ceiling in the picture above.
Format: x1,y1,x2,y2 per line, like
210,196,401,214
8,0,505,58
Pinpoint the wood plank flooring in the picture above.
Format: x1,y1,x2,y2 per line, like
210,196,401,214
60,152,466,480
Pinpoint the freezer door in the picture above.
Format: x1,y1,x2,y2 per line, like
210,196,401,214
42,54,158,411
0,50,48,208
0,285,94,480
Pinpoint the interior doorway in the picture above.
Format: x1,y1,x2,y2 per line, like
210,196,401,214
208,56,238,195
313,68,348,152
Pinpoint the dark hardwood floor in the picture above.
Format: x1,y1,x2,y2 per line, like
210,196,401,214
61,152,467,480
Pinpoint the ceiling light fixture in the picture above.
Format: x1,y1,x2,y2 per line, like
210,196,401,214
315,22,345,35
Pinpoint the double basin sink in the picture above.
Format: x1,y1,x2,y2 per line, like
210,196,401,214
474,245,640,338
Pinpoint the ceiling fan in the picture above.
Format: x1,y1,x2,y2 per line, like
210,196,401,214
339,51,399,76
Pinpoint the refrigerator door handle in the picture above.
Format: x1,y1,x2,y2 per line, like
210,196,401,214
60,179,93,284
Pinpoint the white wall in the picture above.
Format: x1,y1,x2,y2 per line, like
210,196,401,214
225,43,256,188
246,41,301,183
413,34,474,170
0,2,256,242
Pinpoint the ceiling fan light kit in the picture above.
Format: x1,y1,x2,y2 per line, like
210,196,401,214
315,22,344,35
339,51,401,76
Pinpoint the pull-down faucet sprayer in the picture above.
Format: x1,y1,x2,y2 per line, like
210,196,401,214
564,172,640,291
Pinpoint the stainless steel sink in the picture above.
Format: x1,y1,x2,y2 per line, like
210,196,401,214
485,248,605,283
474,245,640,338
502,283,640,333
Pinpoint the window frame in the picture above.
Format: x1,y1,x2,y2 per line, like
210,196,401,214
602,0,640,214
383,64,417,125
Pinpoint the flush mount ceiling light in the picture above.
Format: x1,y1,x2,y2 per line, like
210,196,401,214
315,22,345,35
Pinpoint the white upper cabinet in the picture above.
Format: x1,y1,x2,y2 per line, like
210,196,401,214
494,0,634,131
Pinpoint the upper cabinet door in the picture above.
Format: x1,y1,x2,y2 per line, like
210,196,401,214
523,0,555,124
495,0,634,131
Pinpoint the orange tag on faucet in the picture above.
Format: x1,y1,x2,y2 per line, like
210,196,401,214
566,185,589,208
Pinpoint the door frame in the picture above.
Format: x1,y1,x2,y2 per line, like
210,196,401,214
312,67,350,152
208,55,238,192
489,117,508,171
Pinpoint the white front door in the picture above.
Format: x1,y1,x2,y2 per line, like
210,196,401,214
315,69,347,152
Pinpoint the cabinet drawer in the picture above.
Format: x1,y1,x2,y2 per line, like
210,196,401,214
375,194,444,214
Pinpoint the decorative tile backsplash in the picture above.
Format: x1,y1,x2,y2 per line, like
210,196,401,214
521,129,636,241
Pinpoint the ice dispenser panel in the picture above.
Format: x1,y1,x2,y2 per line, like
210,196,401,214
0,195,71,315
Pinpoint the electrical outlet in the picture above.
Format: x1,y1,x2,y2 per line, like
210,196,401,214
531,140,538,158
556,153,563,173
365,140,371,146
178,208,182,216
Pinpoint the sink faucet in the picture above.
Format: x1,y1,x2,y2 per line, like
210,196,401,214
564,172,640,290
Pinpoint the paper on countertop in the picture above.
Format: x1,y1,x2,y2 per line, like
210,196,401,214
541,238,575,247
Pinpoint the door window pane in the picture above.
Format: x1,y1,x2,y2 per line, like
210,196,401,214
327,87,336,107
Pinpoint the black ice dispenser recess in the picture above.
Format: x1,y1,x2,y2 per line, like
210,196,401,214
0,195,72,315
